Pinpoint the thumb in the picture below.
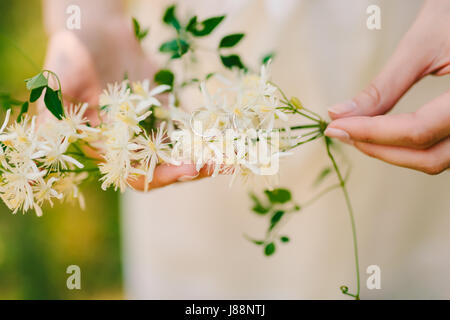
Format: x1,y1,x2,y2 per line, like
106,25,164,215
328,30,429,120
38,30,101,125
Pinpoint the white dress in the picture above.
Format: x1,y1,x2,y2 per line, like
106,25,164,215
123,0,450,299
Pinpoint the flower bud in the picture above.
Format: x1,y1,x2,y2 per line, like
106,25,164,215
290,97,303,110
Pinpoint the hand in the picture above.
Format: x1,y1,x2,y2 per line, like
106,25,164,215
128,164,214,192
325,0,450,175
41,20,208,191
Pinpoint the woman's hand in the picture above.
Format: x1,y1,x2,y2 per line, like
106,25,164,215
41,6,210,191
325,0,450,175
128,164,214,192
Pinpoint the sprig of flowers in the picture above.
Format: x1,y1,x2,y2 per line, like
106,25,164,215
1,4,361,300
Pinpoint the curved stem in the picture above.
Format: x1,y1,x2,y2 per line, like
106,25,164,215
278,105,321,123
43,70,62,91
302,183,340,208
325,138,360,300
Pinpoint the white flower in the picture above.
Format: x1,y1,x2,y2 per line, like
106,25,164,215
99,81,130,110
62,103,100,140
39,138,84,170
99,155,144,192
131,79,170,112
53,172,88,210
0,115,37,147
32,177,63,215
0,116,45,171
0,166,46,215
113,101,152,134
131,122,173,190
253,97,288,130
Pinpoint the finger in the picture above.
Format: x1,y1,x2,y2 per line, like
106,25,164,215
39,31,101,124
328,24,431,119
353,136,450,175
326,91,450,149
128,163,201,191
128,163,199,191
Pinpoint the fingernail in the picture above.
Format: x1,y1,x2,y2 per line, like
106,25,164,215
328,100,357,116
177,174,199,182
324,128,354,145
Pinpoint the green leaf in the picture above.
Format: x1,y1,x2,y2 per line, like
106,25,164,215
187,15,225,37
314,167,332,186
186,16,197,31
264,242,276,256
205,72,215,80
17,101,29,122
252,240,265,245
132,17,149,42
154,69,174,88
269,210,285,231
219,33,244,48
249,193,270,215
220,54,245,70
163,5,181,30
139,29,149,41
44,87,64,120
25,72,48,90
262,52,275,65
280,236,290,243
252,205,270,215
132,17,140,36
244,235,265,246
264,188,292,204
159,39,189,59
29,86,45,103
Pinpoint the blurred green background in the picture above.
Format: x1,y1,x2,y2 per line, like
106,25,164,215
0,0,123,299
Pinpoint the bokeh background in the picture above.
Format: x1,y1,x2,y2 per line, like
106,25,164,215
0,0,122,299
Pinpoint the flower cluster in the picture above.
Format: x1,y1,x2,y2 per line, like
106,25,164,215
98,80,172,192
0,104,97,216
0,64,324,216
169,65,293,186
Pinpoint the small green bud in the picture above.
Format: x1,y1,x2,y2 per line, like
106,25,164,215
290,97,303,109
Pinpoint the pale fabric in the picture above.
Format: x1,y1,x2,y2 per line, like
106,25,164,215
122,0,450,299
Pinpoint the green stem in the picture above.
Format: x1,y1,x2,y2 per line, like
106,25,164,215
287,124,321,131
302,183,340,208
66,152,101,162
43,70,62,91
325,137,360,300
278,105,321,123
301,106,322,121
57,168,100,174
285,133,323,150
